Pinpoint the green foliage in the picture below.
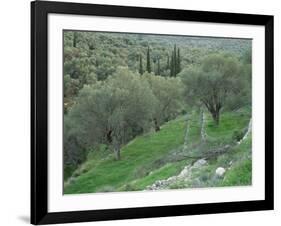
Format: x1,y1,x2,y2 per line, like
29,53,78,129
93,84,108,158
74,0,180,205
232,130,245,142
64,74,80,98
143,73,184,128
241,48,252,64
64,165,76,181
64,67,157,163
64,65,186,169
166,55,170,70
181,53,249,125
169,44,182,76
156,57,160,75
177,48,181,73
139,54,143,75
146,46,151,73
73,32,78,47
64,31,251,83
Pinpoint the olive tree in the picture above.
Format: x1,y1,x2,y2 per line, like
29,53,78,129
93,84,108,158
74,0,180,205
64,67,156,162
142,73,184,131
181,53,243,125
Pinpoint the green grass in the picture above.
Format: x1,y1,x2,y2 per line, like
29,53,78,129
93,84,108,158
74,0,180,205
187,111,201,142
64,107,252,194
205,108,251,144
125,160,190,190
162,108,252,189
187,133,252,188
219,133,252,186
64,116,186,194
221,158,252,186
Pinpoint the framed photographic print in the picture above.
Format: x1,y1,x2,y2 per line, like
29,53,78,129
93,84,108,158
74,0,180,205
31,0,274,224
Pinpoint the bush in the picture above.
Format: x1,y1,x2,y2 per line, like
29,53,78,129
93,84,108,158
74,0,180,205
64,164,76,181
232,130,244,142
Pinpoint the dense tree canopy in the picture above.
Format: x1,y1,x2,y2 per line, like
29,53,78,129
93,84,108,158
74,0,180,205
143,73,184,130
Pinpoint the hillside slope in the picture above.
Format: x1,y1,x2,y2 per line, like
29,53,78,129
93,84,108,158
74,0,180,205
64,108,251,194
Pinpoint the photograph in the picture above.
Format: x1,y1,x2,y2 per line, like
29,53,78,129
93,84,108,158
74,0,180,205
30,1,273,224
63,31,252,194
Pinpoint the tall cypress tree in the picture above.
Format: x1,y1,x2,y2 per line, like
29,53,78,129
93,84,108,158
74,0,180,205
173,44,177,76
170,52,174,77
169,45,181,76
169,45,177,77
177,48,181,74
146,46,151,73
157,58,160,75
166,55,170,70
73,32,78,48
139,54,143,75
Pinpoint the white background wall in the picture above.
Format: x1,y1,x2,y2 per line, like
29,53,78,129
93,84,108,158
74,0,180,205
0,0,279,225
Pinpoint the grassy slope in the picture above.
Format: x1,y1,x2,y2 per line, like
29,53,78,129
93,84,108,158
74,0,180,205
167,108,252,189
174,134,252,189
64,108,252,194
127,111,202,190
64,116,187,194
205,107,251,143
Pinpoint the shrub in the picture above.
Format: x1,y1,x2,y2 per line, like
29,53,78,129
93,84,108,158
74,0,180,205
64,164,76,181
232,130,244,142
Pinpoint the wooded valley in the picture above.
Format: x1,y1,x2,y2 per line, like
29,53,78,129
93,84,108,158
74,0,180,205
63,31,252,194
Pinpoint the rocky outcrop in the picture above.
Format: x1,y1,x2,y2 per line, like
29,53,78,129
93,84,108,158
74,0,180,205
146,158,207,190
145,117,252,191
237,118,252,145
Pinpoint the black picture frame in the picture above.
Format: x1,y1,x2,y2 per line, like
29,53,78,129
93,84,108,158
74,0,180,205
31,0,274,224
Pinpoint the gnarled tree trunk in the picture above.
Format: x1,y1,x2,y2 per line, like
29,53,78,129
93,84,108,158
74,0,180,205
153,118,160,132
106,129,113,143
112,138,121,161
211,110,220,125
114,147,121,161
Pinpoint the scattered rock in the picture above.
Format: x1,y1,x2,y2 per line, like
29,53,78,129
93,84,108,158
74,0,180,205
193,159,207,168
215,167,226,177
227,161,233,170
183,144,188,151
200,110,207,142
145,159,208,191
